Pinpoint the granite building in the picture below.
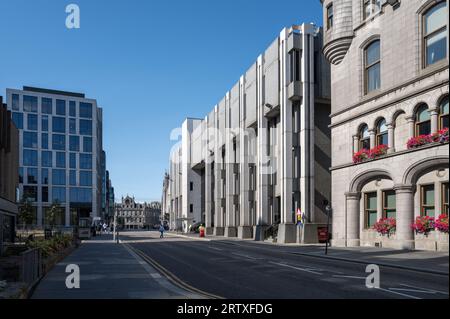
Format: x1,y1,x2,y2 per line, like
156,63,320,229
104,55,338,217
162,23,332,243
6,87,104,227
321,0,448,250
115,196,160,230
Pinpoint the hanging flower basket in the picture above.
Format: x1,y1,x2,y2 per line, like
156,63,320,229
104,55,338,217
411,216,435,235
435,214,449,234
373,218,396,237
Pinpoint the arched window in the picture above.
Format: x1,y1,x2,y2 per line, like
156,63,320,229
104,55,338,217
415,104,431,136
364,40,381,94
376,119,388,146
439,96,449,130
423,1,448,67
359,124,371,150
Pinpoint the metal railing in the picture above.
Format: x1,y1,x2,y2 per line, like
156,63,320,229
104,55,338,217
20,248,42,285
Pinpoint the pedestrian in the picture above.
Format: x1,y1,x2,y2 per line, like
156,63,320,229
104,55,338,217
159,224,165,238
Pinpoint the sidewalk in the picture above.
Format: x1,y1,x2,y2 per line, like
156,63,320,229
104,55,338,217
166,232,449,275
31,234,203,299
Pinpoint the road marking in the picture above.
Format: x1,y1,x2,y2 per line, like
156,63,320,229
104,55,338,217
389,288,435,294
232,252,261,260
332,275,366,280
209,246,224,251
375,287,422,299
270,262,323,275
399,284,449,295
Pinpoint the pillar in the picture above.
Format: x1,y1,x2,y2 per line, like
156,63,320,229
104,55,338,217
369,129,376,149
430,108,439,133
387,122,395,153
406,116,415,139
395,184,415,250
353,135,359,153
345,192,360,247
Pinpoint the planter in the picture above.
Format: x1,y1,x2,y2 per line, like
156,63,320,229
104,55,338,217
407,128,449,149
353,145,389,164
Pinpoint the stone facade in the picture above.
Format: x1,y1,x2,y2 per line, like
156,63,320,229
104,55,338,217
162,23,332,243
115,196,160,230
321,0,449,251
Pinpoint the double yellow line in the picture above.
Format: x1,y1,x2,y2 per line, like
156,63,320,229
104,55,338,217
125,244,224,300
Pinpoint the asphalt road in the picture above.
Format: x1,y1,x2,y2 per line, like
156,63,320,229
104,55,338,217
122,231,449,299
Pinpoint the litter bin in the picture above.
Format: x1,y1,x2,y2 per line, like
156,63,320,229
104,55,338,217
317,227,329,244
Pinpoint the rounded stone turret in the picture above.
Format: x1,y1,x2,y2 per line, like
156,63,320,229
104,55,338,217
321,0,354,65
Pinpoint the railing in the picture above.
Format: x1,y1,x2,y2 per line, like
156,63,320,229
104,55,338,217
20,248,42,285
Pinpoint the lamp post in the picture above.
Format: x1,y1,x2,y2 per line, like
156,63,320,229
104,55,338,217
325,203,332,255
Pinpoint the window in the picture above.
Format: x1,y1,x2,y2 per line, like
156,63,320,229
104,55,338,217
27,114,38,131
42,133,49,150
52,187,66,203
42,151,52,167
382,190,396,219
365,192,378,228
327,3,333,29
19,167,24,183
79,119,92,135
415,104,431,136
23,150,38,166
79,102,93,118
56,152,66,168
42,115,49,131
190,204,193,213
70,153,77,169
423,1,448,67
363,0,381,20
42,168,49,185
376,119,388,146
23,132,38,149
52,169,66,185
80,171,92,186
56,100,66,116
23,186,38,202
12,112,23,129
42,186,49,203
421,184,435,217
289,49,301,83
52,117,66,133
70,188,92,204
27,168,38,184
359,124,371,150
42,98,53,114
69,118,76,134
69,136,80,152
439,96,449,130
442,183,449,216
79,154,92,169
69,101,76,117
23,95,38,113
69,170,77,186
83,137,92,153
190,182,193,191
52,134,66,151
365,40,381,94
12,94,19,110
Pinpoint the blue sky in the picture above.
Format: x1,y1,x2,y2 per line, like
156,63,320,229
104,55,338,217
0,0,322,203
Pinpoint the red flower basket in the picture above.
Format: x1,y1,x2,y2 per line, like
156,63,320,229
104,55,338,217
407,128,449,149
411,216,435,235
435,214,449,234
353,145,389,164
373,218,396,237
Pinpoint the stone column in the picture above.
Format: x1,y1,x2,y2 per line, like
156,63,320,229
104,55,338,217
369,129,376,149
353,135,359,153
395,184,415,250
345,192,361,247
406,116,415,139
387,122,395,153
430,108,439,133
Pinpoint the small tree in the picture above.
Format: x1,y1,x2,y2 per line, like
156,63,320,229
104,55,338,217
18,197,34,230
47,200,64,230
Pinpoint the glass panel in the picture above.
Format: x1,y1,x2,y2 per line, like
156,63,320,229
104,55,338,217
23,96,38,113
52,134,66,151
361,125,370,139
79,102,93,119
23,150,38,166
41,151,52,167
80,154,92,169
19,167,24,183
79,119,92,135
425,2,447,35
69,101,76,117
367,63,381,92
52,117,66,133
52,187,66,203
42,169,49,185
417,121,431,136
42,187,49,203
69,153,77,169
417,105,430,122
27,168,38,184
424,208,435,217
366,41,380,65
80,171,92,186
12,94,19,110
56,152,66,168
386,209,396,219
23,132,38,148
367,193,377,209
69,118,76,134
56,100,66,116
426,30,447,66
12,112,23,129
27,114,38,130
378,133,388,146
368,211,377,227
69,171,77,186
41,98,53,114
83,137,92,153
424,185,435,206
385,191,396,208
441,97,449,115
52,169,66,186
42,133,49,150
378,119,387,133
69,136,80,152
42,115,49,131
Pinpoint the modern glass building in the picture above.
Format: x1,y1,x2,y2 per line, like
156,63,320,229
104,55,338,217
6,87,103,227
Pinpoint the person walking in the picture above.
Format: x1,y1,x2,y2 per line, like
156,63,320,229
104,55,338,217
159,224,165,239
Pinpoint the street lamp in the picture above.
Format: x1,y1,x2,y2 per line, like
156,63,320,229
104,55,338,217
325,202,332,255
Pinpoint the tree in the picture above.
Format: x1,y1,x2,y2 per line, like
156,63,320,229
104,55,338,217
46,200,64,230
18,197,34,229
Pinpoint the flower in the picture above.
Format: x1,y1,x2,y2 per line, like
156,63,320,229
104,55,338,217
407,128,449,149
353,145,389,164
373,218,396,236
435,214,449,233
411,216,435,235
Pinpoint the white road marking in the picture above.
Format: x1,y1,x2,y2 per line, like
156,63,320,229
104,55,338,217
375,287,422,300
232,253,261,260
209,246,224,251
389,288,435,294
332,275,366,280
270,262,323,275
399,284,449,295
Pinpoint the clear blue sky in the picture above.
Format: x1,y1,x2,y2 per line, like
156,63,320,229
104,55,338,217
0,0,322,203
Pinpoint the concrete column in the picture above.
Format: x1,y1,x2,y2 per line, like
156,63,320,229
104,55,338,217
214,106,224,236
204,123,213,234
345,192,361,247
430,108,439,133
277,28,296,244
353,135,359,153
387,122,395,153
406,116,415,138
395,184,415,250
369,129,376,149
225,93,237,237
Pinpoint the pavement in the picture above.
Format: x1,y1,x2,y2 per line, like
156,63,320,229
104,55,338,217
31,234,204,299
164,231,449,275
123,231,449,299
